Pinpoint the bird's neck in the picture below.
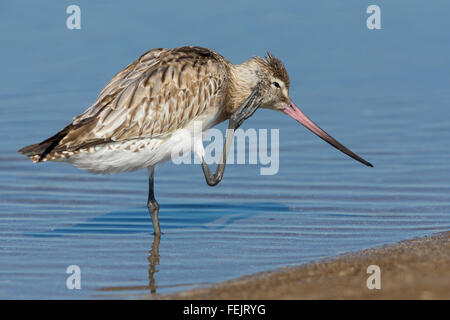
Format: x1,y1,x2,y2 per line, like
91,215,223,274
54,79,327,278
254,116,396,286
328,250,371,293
225,58,262,115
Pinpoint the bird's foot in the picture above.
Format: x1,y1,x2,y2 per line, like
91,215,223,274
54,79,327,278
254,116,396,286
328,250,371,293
229,85,263,130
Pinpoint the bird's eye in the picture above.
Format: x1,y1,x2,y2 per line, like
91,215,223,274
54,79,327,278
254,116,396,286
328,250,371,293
272,82,280,88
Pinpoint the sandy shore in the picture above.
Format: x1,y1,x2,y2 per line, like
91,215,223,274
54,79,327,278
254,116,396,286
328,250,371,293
162,231,450,299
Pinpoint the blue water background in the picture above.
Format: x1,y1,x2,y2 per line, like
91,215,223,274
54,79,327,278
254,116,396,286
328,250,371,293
0,1,449,298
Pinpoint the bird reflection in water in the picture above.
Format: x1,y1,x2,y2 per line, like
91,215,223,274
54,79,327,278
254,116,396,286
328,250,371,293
96,234,162,297
147,234,160,295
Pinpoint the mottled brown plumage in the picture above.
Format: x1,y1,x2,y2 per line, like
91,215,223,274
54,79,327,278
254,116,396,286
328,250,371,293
258,53,290,88
19,46,291,163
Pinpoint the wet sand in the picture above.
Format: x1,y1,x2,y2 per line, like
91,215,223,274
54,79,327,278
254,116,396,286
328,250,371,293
163,232,450,299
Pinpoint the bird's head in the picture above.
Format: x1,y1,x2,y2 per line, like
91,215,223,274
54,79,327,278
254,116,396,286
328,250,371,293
251,53,291,111
233,52,373,167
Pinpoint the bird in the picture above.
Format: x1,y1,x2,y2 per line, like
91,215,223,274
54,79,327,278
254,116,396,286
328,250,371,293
18,46,373,235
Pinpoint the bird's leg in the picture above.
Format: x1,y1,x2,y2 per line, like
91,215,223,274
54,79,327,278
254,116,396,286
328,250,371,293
201,86,262,187
201,125,234,187
147,166,161,235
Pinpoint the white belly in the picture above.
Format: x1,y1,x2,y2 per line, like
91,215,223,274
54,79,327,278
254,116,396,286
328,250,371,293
58,111,219,174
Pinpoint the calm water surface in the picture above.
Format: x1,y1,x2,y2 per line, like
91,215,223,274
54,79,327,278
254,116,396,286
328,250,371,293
1,1,449,298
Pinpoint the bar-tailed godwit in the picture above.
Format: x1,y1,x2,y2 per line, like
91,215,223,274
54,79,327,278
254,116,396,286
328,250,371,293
19,46,372,235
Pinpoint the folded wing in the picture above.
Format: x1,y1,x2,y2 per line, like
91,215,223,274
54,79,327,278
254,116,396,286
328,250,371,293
20,46,229,160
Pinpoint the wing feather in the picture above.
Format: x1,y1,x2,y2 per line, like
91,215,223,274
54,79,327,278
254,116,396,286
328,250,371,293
56,47,229,152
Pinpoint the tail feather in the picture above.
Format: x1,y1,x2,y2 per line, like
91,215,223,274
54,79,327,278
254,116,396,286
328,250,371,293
18,125,72,162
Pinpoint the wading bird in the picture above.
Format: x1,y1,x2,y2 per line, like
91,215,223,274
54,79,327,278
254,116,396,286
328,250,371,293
19,46,372,235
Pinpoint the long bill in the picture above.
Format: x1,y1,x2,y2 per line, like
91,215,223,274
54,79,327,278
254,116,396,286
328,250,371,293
283,101,373,167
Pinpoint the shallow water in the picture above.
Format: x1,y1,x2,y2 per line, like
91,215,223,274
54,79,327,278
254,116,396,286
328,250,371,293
1,1,450,299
